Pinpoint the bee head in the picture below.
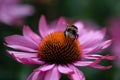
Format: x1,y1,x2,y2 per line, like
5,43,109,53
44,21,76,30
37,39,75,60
66,24,78,33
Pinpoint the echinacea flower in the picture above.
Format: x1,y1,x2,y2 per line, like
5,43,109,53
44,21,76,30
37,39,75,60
0,0,34,25
5,15,115,80
107,18,120,67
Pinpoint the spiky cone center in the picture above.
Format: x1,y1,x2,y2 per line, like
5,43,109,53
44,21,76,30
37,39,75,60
38,32,82,64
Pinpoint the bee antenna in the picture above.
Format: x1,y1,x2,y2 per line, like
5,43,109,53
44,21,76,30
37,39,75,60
66,24,71,27
62,22,68,26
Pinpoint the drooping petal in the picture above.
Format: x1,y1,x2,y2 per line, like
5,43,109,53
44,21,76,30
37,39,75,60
89,55,116,70
73,61,93,66
84,54,116,60
55,17,67,31
31,65,56,80
58,65,73,74
27,66,60,80
7,50,44,65
83,54,102,60
27,71,40,80
101,40,112,49
90,65,112,70
23,25,41,45
44,66,61,80
101,55,116,60
5,35,38,49
6,44,37,52
68,65,85,80
27,69,46,80
17,58,44,65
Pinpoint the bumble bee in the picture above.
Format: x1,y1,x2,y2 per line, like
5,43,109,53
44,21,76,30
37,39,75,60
64,24,79,39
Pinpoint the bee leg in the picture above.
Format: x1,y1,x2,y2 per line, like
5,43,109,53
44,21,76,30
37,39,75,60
76,34,79,39
71,34,79,45
64,31,67,37
70,38,75,45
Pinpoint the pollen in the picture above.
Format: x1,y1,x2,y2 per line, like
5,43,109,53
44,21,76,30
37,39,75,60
38,32,82,64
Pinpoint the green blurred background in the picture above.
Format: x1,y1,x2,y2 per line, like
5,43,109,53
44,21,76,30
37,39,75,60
0,0,120,80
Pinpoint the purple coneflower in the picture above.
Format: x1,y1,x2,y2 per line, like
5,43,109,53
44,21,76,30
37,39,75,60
5,15,115,80
0,0,34,25
108,18,120,67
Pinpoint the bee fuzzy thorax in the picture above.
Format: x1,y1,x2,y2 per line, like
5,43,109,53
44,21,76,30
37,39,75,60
65,31,76,38
64,25,79,39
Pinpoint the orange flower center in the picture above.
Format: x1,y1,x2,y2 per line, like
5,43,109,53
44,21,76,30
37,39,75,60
38,32,82,64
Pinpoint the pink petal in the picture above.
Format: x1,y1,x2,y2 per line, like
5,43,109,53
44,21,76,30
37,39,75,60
58,65,73,74
82,46,99,55
83,54,102,60
2,0,20,5
7,50,37,57
0,10,14,25
89,55,115,70
90,65,112,70
0,0,34,25
73,61,93,66
101,55,116,60
7,50,44,65
68,65,85,80
17,58,44,65
9,5,34,17
82,44,102,55
38,15,51,38
35,64,55,72
82,40,112,55
23,25,41,45
44,66,61,80
101,40,112,49
111,41,120,66
55,17,67,31
27,71,40,80
83,54,116,60
27,69,46,80
79,29,106,49
5,35,38,49
27,66,60,80
6,44,37,52
74,21,85,35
